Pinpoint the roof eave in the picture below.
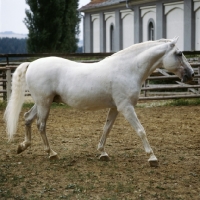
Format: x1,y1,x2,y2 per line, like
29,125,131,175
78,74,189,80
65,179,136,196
79,0,162,13
79,3,126,13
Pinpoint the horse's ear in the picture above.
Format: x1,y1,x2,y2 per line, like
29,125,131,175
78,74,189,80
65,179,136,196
170,36,179,47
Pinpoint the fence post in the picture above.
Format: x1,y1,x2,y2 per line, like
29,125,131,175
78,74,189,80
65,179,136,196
6,55,9,65
144,80,147,97
2,71,6,101
198,56,200,93
6,67,11,101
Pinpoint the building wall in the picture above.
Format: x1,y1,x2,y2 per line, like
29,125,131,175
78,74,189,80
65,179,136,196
105,12,115,52
165,2,184,50
195,1,200,50
83,0,200,52
121,10,134,49
92,14,100,52
141,6,156,42
83,13,92,53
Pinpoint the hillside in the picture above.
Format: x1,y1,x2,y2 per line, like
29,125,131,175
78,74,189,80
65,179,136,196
0,31,27,39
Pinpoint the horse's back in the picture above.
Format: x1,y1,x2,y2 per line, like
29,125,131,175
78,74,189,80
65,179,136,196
25,57,115,110
26,57,101,89
27,57,77,73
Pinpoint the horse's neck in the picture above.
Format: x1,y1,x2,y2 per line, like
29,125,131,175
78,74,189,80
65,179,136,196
105,41,168,84
131,43,167,83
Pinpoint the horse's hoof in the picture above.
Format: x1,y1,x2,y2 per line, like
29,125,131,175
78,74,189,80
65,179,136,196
99,154,110,161
148,154,158,167
49,154,59,160
17,145,24,154
148,159,159,167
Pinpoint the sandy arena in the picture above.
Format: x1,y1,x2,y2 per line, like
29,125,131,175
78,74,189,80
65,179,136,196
0,103,200,199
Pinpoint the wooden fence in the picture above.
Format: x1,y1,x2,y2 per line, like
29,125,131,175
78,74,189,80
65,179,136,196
140,62,200,100
0,53,200,101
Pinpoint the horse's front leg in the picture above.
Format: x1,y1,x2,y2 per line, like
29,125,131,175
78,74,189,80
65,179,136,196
119,104,158,167
17,105,37,154
98,108,118,161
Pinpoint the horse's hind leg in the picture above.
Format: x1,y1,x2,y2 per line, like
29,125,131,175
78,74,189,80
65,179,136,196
36,105,58,159
98,108,118,161
17,104,37,154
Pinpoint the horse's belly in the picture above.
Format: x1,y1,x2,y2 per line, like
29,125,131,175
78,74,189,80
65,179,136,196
60,92,115,110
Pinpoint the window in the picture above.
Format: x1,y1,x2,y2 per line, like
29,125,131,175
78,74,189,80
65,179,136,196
148,21,154,41
110,24,114,51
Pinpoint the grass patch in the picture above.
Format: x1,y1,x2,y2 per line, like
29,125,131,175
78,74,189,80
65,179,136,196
166,98,200,106
22,102,70,109
51,102,70,109
0,101,7,110
137,98,200,107
137,101,168,108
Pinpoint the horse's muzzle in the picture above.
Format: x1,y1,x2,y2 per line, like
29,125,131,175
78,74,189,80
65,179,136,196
182,73,194,83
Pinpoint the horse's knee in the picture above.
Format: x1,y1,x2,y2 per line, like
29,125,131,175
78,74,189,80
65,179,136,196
103,124,112,133
137,129,146,139
24,108,37,126
24,111,29,118
37,122,46,132
25,119,32,126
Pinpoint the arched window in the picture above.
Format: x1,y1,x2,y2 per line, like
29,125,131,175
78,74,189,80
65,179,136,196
148,21,154,41
110,24,114,52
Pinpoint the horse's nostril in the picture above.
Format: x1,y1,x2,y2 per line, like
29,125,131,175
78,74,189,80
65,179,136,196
192,73,194,77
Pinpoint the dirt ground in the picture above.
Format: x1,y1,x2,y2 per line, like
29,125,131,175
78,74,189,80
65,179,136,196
0,103,200,200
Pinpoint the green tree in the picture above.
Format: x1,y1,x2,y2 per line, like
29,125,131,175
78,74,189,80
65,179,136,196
24,0,80,53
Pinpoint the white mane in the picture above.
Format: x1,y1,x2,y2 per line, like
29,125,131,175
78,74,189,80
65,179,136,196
107,39,173,60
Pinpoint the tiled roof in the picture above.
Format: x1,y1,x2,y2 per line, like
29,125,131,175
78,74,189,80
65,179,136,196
79,0,124,11
90,0,107,4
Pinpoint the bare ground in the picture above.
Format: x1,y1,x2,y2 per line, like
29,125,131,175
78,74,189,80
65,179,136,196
0,103,200,199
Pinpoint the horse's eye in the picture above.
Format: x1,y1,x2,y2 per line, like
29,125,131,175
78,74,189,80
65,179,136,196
177,51,182,56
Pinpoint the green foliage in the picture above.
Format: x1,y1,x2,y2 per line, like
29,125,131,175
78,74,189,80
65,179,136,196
0,101,7,110
24,0,80,53
168,99,190,106
166,98,200,106
0,38,27,53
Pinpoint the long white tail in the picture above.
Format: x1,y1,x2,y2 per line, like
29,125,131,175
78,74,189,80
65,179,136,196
4,62,30,141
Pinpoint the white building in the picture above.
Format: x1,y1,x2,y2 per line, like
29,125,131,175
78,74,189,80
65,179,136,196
80,0,200,52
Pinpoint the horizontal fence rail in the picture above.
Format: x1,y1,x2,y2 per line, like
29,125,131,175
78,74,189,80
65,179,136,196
0,53,114,65
0,53,200,101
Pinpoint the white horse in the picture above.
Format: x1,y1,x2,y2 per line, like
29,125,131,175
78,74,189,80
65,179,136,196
4,37,194,167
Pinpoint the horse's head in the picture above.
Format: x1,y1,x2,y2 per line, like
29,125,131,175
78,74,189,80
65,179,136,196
162,37,194,83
